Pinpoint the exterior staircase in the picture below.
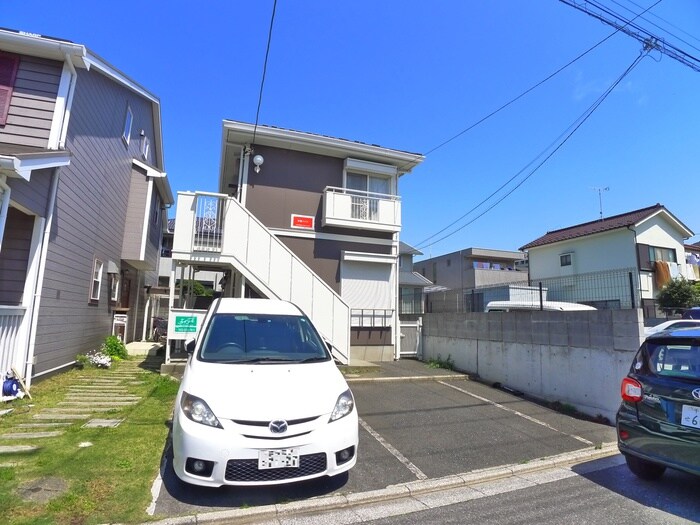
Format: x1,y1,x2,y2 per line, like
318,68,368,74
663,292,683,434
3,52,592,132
171,192,351,364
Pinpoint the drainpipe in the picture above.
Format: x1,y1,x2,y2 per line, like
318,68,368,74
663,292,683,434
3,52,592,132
24,53,78,387
0,177,10,251
24,168,61,388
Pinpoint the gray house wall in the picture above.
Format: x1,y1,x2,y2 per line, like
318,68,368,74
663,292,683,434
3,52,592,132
0,54,62,148
32,65,160,374
0,207,33,304
6,167,53,216
122,164,149,263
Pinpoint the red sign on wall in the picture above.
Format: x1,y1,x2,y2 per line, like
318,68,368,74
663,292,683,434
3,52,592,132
291,214,314,229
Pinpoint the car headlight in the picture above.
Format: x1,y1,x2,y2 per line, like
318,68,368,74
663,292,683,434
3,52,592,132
180,391,222,428
329,389,355,422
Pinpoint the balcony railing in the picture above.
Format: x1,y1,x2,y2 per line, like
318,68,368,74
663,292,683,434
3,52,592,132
351,309,394,328
0,306,26,377
323,186,401,232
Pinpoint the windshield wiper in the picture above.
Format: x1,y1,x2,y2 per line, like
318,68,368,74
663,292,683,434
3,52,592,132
297,356,329,363
222,357,297,364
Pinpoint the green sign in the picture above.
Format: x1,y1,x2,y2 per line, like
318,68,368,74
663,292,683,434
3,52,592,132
174,316,197,333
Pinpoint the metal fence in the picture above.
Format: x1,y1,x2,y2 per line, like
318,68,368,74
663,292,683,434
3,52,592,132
426,268,639,313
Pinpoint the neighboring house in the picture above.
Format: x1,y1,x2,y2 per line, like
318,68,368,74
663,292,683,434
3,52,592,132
398,241,432,318
520,204,696,318
171,120,423,363
0,29,173,386
413,247,527,291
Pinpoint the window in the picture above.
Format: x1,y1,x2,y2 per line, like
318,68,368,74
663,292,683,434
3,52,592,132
90,259,104,301
122,104,133,145
110,274,121,302
141,135,150,160
346,172,391,221
648,246,677,263
0,52,20,126
560,253,572,267
151,193,161,226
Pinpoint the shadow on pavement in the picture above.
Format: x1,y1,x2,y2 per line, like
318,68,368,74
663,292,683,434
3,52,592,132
573,457,700,522
157,438,350,511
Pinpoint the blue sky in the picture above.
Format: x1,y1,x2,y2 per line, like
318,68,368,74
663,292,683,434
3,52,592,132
4,1,699,258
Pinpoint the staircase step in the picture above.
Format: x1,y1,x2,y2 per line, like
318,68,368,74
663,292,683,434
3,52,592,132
33,413,89,420
58,401,137,407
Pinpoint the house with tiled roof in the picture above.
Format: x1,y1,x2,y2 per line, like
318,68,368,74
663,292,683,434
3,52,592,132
520,204,695,318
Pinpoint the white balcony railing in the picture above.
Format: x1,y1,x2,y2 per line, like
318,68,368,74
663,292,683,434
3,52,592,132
323,186,401,232
0,306,26,377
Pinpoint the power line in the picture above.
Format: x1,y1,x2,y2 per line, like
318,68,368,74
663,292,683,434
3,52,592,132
401,0,662,171
416,52,647,251
252,0,278,146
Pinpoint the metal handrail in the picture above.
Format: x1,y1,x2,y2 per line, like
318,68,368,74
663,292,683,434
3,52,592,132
324,186,401,201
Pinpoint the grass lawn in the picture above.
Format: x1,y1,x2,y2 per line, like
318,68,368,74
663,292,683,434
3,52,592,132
0,358,179,525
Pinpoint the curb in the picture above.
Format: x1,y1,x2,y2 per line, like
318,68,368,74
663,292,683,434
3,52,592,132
141,442,619,525
345,373,467,383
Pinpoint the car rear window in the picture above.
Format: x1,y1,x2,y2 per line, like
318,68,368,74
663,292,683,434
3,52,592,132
198,313,330,363
647,341,700,379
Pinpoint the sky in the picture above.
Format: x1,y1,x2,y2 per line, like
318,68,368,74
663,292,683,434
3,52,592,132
3,0,699,260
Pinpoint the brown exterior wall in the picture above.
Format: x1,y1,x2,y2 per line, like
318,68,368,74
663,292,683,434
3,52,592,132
351,327,392,346
279,236,393,294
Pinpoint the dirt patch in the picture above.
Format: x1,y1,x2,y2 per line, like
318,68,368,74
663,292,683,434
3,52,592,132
17,476,69,503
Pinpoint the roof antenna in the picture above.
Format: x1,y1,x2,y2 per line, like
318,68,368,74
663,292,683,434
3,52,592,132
592,186,609,220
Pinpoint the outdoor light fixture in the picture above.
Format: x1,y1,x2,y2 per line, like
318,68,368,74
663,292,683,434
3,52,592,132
253,154,264,173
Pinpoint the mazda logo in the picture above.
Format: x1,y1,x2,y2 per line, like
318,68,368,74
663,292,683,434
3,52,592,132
269,420,288,434
692,388,700,401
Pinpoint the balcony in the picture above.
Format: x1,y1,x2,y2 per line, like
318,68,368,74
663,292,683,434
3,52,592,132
322,186,401,233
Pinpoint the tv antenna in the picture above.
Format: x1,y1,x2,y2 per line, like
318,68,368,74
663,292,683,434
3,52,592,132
592,186,609,220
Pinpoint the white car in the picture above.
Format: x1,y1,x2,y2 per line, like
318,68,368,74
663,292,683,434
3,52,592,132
172,298,358,487
643,319,700,337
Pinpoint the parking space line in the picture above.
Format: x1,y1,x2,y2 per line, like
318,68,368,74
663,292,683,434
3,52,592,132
437,381,594,446
359,417,428,480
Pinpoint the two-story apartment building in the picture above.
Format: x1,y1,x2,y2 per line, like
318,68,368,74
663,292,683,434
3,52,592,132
0,29,172,386
520,204,695,318
170,120,423,363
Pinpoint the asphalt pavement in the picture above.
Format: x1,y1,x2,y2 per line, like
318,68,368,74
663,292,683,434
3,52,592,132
150,359,618,522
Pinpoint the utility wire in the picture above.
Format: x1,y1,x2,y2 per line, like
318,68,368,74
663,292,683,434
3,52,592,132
609,0,700,53
402,0,662,171
252,0,278,146
620,0,700,47
416,51,647,251
413,0,662,249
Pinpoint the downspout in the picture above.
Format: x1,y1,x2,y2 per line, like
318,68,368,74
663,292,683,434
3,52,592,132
24,168,61,387
0,177,11,251
25,54,77,387
628,225,642,309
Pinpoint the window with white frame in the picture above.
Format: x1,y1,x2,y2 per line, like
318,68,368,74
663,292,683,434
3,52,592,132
141,135,150,160
110,274,121,302
346,172,390,221
90,259,104,301
122,104,133,145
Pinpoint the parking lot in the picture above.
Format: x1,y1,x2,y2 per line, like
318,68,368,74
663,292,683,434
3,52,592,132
152,360,617,517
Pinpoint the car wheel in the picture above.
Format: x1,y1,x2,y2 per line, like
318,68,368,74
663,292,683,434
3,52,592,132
624,453,666,480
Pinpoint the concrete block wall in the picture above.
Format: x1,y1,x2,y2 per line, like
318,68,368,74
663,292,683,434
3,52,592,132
422,309,644,422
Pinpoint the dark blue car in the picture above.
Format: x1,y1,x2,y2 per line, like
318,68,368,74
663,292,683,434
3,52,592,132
617,328,700,480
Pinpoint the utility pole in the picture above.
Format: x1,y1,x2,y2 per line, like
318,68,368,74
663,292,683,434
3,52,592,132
559,0,700,73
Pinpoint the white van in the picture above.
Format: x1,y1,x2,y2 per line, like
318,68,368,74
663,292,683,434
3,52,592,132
485,300,597,312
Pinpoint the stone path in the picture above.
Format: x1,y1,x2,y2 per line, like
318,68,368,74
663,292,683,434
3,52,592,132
0,357,162,471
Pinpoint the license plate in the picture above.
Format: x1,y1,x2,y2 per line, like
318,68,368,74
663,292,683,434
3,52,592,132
258,448,299,469
680,405,700,429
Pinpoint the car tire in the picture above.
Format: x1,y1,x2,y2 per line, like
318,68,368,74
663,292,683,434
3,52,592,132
624,453,666,480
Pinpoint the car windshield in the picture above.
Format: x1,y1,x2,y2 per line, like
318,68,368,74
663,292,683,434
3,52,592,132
646,340,700,380
198,313,330,363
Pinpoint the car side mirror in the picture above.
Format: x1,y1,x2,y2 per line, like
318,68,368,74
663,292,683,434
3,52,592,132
185,338,196,354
